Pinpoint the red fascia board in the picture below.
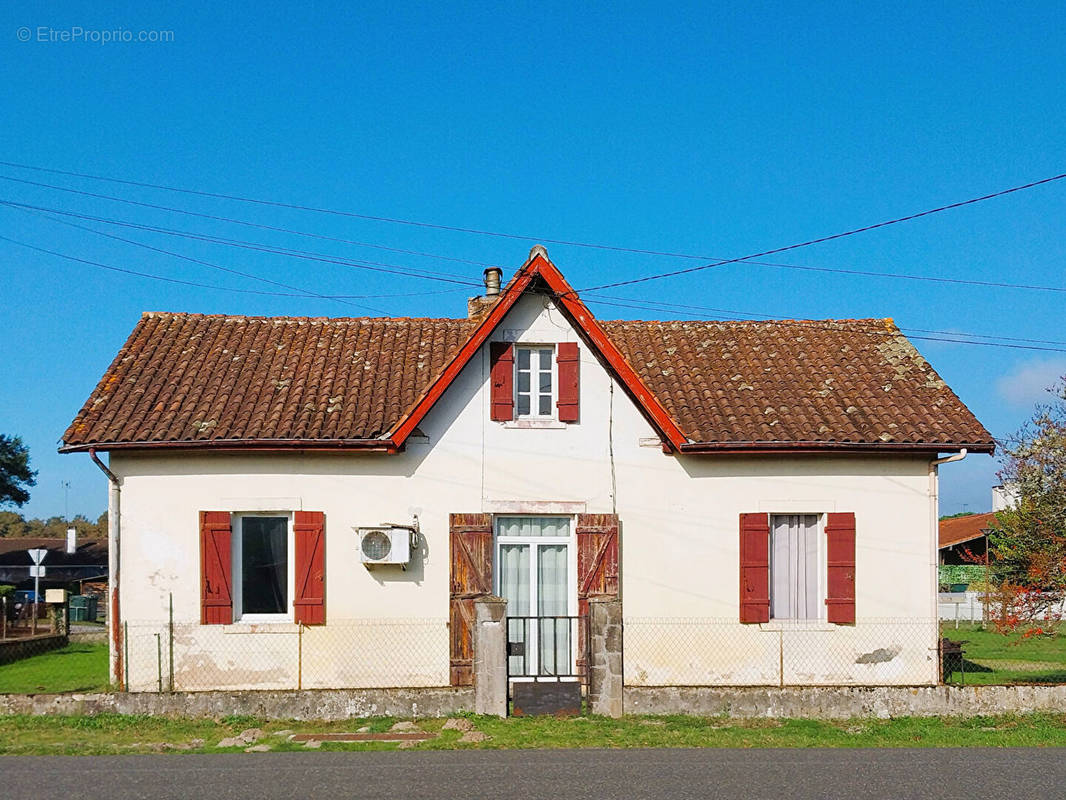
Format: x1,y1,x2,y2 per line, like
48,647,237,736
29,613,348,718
539,265,688,451
387,267,538,446
59,438,394,454
387,253,689,451
678,440,996,455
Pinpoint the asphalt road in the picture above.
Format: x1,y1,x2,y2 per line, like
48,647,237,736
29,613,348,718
4,748,1063,800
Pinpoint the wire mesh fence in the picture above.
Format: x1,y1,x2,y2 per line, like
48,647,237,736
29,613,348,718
623,618,942,686
123,618,450,692
119,614,1066,693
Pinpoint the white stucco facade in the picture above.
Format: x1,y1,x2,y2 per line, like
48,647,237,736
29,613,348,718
108,295,943,691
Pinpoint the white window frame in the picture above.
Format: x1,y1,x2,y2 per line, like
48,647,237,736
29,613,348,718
768,513,827,623
514,345,556,419
231,513,295,623
493,516,578,677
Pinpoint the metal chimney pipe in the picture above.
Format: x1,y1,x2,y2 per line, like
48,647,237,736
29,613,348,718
484,268,502,297
66,526,76,554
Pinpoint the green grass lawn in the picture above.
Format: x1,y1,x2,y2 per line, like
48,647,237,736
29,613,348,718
0,642,109,694
941,623,1066,684
1,712,1066,754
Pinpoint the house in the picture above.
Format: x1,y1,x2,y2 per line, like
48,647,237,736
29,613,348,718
60,247,993,692
0,536,109,594
939,512,994,566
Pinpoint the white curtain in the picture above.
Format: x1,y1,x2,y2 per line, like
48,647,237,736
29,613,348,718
499,544,529,674
771,514,819,620
538,544,569,674
497,517,570,538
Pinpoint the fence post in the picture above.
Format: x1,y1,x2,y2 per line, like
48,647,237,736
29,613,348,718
168,593,174,693
155,633,162,693
123,620,129,691
588,596,623,718
473,596,507,717
1,596,5,639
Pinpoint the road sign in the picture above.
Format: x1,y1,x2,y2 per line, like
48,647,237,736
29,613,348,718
27,548,47,565
29,565,46,578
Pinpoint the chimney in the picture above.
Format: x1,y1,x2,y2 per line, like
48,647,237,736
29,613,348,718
484,267,502,296
66,526,76,554
467,267,506,318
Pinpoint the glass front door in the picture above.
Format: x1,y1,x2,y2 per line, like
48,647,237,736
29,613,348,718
495,517,574,676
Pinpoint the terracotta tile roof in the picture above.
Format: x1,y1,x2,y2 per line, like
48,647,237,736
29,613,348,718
602,318,993,449
62,313,475,448
62,308,993,452
939,511,998,549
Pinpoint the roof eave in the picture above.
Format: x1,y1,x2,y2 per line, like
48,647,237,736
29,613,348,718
678,440,996,455
59,438,398,455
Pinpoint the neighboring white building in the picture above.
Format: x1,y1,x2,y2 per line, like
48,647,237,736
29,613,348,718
61,249,994,692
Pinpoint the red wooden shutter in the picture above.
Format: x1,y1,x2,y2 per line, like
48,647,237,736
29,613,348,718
576,513,619,680
200,511,233,625
556,342,580,423
489,342,514,421
449,513,494,686
739,513,770,623
825,512,856,624
293,511,326,625
576,513,620,612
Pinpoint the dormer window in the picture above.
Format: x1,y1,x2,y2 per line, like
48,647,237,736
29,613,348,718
516,346,554,417
490,342,580,423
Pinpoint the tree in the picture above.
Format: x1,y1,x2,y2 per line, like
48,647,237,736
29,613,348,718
988,377,1066,634
0,434,36,507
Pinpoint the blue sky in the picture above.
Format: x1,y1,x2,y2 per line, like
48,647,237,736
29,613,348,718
1,2,1064,520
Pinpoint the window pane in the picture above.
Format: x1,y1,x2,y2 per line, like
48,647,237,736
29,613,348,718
770,514,819,620
538,395,551,415
498,517,570,538
538,348,552,369
538,544,570,675
539,371,552,393
500,544,530,676
242,517,287,614
498,544,530,615
517,395,530,415
517,372,530,392
517,348,530,368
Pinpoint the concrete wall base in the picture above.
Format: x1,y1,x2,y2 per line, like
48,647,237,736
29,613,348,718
0,687,473,721
624,685,1066,719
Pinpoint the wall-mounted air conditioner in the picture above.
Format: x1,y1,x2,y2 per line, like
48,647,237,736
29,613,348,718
358,526,413,566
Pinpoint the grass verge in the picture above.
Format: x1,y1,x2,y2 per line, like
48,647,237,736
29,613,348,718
1,712,1066,755
0,642,109,694
941,623,1066,684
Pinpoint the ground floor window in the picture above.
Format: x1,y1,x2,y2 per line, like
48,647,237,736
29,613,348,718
495,516,575,675
233,514,292,621
770,514,821,620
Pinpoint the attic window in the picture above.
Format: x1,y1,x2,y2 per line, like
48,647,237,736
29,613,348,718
516,346,554,417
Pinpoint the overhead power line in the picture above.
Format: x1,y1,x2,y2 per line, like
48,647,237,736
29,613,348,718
4,187,1066,296
573,172,1066,292
0,174,495,275
587,293,1066,346
0,199,484,289
579,294,1066,353
5,203,387,313
0,233,375,301
0,160,714,259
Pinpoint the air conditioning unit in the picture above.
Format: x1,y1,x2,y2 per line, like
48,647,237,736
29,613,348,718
358,526,413,566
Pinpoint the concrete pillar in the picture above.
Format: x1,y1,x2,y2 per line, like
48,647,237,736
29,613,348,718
588,596,623,717
473,596,508,717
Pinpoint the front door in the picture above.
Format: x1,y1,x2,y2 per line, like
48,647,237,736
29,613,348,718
495,516,575,677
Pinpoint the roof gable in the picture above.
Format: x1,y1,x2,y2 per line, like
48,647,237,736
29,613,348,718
386,249,688,451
